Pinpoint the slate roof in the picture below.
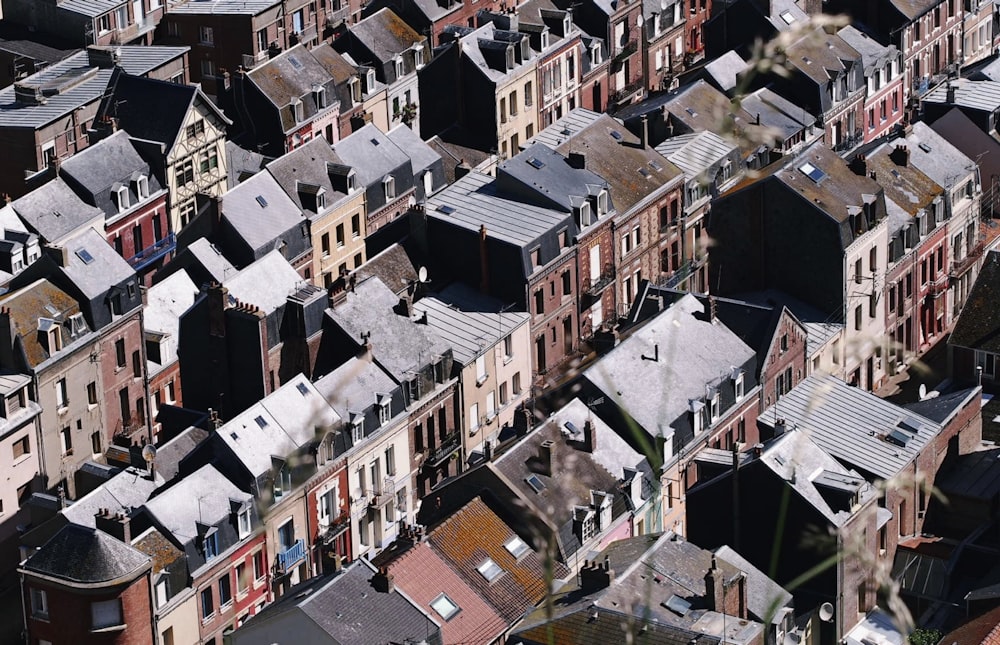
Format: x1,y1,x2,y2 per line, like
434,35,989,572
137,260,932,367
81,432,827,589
226,141,271,189
935,447,1000,502
144,271,199,378
143,464,252,545
500,143,609,213
425,133,492,184
11,177,104,244
837,26,899,75
413,284,530,365
616,80,753,139
244,560,443,644
656,131,737,179
904,121,978,189
265,137,352,218
886,0,944,19
902,386,980,424
583,294,755,446
352,242,418,295
492,401,642,558
739,87,816,141
782,28,862,91
733,289,843,359
59,130,163,217
221,170,305,255
758,372,942,480
428,496,570,623
457,23,534,84
223,249,304,315
152,426,211,483
348,8,425,64
58,227,136,300
59,0,128,17
528,108,604,148
246,44,340,134
331,123,411,190
951,250,1000,352
929,109,1000,200
713,545,793,624
866,141,943,216
924,78,1000,113
425,170,570,247
383,541,507,643
22,523,151,584
0,278,84,367
169,0,279,14
0,39,73,64
100,73,231,148
177,238,238,285
315,357,397,434
550,114,683,213
61,467,161,529
386,124,442,177
327,276,451,379
703,50,748,92
0,47,187,129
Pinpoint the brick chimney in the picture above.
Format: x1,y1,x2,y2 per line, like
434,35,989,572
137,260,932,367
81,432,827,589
849,154,868,177
579,557,615,590
704,555,725,613
582,418,596,453
94,508,132,543
372,567,395,593
207,282,228,338
568,152,586,169
890,144,909,167
537,439,555,476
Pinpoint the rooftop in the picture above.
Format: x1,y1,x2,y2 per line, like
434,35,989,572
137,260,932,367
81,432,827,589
223,249,304,314
950,250,1000,353
143,271,199,378
11,177,104,244
924,78,1000,114
143,464,251,544
332,123,412,190
347,8,426,64
22,523,150,585
170,0,279,14
221,169,305,255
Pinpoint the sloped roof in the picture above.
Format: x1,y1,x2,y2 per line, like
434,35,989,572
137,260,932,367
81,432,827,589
144,270,199,378
0,278,84,367
22,523,150,584
221,170,305,256
758,372,942,480
61,467,161,529
58,227,136,300
904,121,978,188
866,142,943,216
332,123,412,189
951,250,1000,352
352,242,418,296
924,78,1000,113
223,250,303,315
265,136,352,216
929,108,1000,200
387,124,442,176
169,0,278,14
60,130,163,216
428,496,570,623
837,26,898,74
246,44,340,134
938,600,1000,645
143,464,251,544
656,130,737,179
784,28,861,87
528,108,604,149
11,177,104,244
347,8,425,64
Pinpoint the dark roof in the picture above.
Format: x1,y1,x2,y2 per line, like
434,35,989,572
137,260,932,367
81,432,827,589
938,604,1000,645
0,278,85,367
226,141,272,189
353,242,419,295
499,142,609,213
59,130,163,215
246,44,340,134
950,250,1000,352
902,386,980,424
346,8,425,64
22,523,151,584
331,123,411,189
425,131,492,184
11,177,105,244
935,447,1000,502
929,108,1000,200
243,560,443,644
132,527,184,575
265,137,351,217
866,141,942,216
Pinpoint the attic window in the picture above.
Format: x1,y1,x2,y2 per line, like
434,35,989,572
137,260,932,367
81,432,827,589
430,594,460,621
75,248,95,265
296,382,309,396
610,130,623,141
313,85,327,109
649,160,662,171
255,195,268,208
798,162,826,183
383,175,396,200
886,428,911,447
136,175,149,200
597,190,609,215
115,185,130,212
664,594,691,616
349,77,362,103
436,204,456,214
504,535,530,558
918,142,932,153
413,45,425,68
365,69,376,92
477,558,504,581
254,415,268,429
525,474,546,493
685,107,698,117
541,30,550,49
779,10,795,23
291,97,305,123
591,41,602,65
527,157,545,169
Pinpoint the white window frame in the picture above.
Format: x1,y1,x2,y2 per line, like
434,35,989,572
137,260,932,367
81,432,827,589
383,175,396,200
237,508,252,539
199,26,215,45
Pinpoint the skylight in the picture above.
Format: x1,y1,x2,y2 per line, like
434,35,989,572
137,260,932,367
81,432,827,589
255,415,268,429
436,204,456,214
886,429,911,447
639,167,650,177
371,138,380,146
798,162,826,183
779,10,795,24
288,55,303,70
504,535,530,558
685,107,698,117
663,594,691,616
477,558,504,581
918,142,932,153
430,593,460,620
525,474,546,493
75,248,95,265
527,157,545,169
610,130,623,141
649,160,663,171
296,382,309,396
255,195,268,208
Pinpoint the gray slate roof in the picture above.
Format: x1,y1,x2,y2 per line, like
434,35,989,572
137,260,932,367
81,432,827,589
703,51,748,92
924,78,1000,113
903,121,977,188
347,8,426,64
425,171,570,247
837,26,899,75
265,136,352,217
315,357,397,426
583,294,755,444
655,131,737,179
527,108,603,149
243,560,443,645
412,283,529,365
758,372,943,480
224,250,303,314
182,238,238,285
62,467,161,529
144,270,199,378
59,227,136,300
499,142,609,213
714,545,793,624
59,130,163,216
327,276,451,379
11,178,104,244
386,124,442,177
246,44,341,134
23,523,150,584
143,464,251,544
170,0,278,13
221,171,305,255
332,123,412,189
739,88,816,141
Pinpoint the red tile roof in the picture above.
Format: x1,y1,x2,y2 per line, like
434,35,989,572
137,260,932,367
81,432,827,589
941,605,1000,645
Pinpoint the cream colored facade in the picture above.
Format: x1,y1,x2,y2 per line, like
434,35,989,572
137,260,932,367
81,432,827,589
154,588,199,645
166,95,230,232
842,218,890,391
313,189,367,288
497,65,540,160
361,86,391,134
346,419,411,560
0,376,41,543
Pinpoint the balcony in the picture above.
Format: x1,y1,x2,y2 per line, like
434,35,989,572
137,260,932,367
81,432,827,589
128,232,176,271
367,477,396,508
950,240,985,278
612,41,638,66
275,538,306,574
425,433,460,468
320,512,351,544
610,80,644,106
585,264,615,297
832,129,864,153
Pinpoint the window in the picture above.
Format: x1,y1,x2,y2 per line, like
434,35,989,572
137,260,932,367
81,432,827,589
201,588,214,620
477,558,504,581
156,579,169,608
98,13,111,34
534,289,544,315
385,445,396,476
237,508,251,539
199,26,214,45
383,176,396,200
92,599,123,629
524,81,533,107
200,59,216,77
60,427,72,455
175,159,194,187
321,233,330,257
55,378,68,409
253,550,266,582
351,214,361,238
503,334,513,360
30,588,47,619
203,532,219,560
500,381,508,405
735,372,744,400
236,563,248,595
379,400,390,425
486,391,496,419
430,593,460,621
115,186,130,212
512,372,521,395
854,305,863,331
709,391,720,422
562,270,571,295
91,431,101,456
475,355,487,383
469,403,480,432
336,224,345,248
219,575,232,607
136,175,149,200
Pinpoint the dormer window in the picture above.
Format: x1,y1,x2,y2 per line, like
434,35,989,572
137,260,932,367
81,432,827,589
733,369,745,400
597,190,609,215
563,14,572,35
347,170,357,192
313,84,327,109
231,499,252,539
135,175,149,200
591,41,602,65
394,57,404,78
273,464,292,501
115,185,130,212
709,390,720,422
383,175,396,200
291,97,305,123
575,201,592,227
377,393,392,425
506,46,516,70
541,29,550,49
365,69,376,92
349,77,362,103
413,45,424,68
351,414,365,443
690,399,704,433
38,318,62,355
67,313,87,338
315,188,326,211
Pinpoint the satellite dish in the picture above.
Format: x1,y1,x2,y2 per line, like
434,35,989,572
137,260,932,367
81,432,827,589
918,383,927,400
783,633,801,645
418,266,428,283
818,602,834,623
636,14,643,28
141,444,157,465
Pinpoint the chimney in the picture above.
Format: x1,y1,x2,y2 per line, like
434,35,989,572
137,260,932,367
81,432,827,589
640,115,649,148
13,83,46,106
0,307,13,367
208,282,228,338
704,555,725,613
479,224,490,295
568,152,586,169
538,439,555,476
849,154,868,177
372,567,395,593
890,144,909,167
946,83,956,104
582,418,596,453
94,508,132,543
579,558,615,590
707,296,717,321
455,158,472,180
